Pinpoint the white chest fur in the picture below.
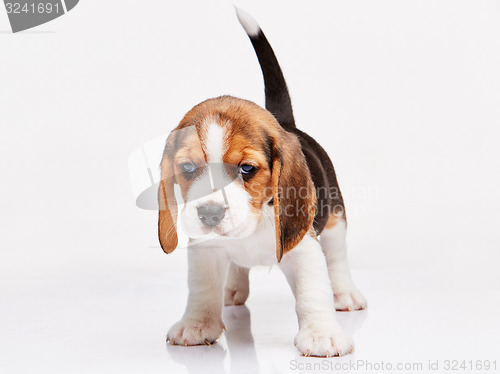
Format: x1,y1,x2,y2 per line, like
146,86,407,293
189,204,277,268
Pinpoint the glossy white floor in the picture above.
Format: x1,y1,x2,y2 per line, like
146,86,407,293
2,251,499,374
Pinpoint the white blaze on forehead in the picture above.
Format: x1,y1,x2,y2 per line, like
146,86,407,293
180,120,259,240
204,122,228,163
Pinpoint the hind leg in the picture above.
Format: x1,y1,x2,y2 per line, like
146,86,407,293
224,262,250,306
320,216,367,311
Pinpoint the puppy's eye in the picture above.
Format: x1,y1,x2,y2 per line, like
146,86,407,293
239,164,257,179
179,162,196,174
239,164,255,174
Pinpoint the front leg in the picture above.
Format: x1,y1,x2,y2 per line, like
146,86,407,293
167,245,229,346
279,235,354,357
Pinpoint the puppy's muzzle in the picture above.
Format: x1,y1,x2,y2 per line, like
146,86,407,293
197,204,226,227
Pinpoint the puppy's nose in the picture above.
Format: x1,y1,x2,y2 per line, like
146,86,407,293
197,204,226,227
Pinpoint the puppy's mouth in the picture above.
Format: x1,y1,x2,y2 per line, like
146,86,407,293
203,225,234,237
192,223,246,239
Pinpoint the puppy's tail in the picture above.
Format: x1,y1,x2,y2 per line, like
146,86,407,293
235,7,296,130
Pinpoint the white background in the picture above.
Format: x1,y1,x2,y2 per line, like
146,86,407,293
1,1,499,373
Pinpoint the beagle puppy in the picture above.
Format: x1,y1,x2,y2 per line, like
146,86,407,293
160,8,366,357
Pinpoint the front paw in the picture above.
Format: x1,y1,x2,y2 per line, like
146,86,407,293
167,318,225,346
295,326,354,357
334,289,367,311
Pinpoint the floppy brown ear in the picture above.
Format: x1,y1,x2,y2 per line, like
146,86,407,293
271,131,317,262
158,138,179,254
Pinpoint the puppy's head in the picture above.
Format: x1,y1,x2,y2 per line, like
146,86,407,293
158,96,316,261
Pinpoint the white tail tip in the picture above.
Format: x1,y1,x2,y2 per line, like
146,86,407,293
234,6,260,37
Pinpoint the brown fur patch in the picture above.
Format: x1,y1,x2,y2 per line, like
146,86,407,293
270,130,316,261
173,131,206,201
325,214,340,229
158,146,179,254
